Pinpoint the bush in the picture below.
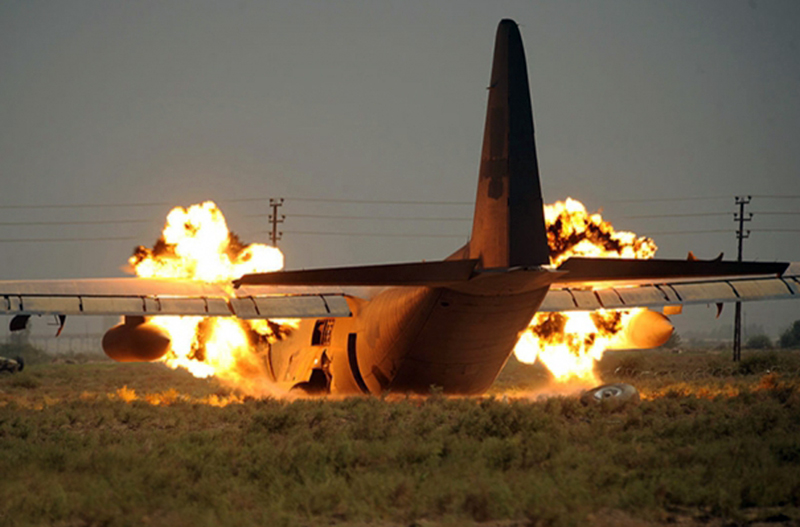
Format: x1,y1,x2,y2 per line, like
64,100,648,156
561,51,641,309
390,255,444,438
746,334,772,350
780,321,800,349
738,352,779,375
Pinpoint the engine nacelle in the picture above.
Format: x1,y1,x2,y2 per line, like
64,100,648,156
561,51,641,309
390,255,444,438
102,316,170,362
606,309,674,350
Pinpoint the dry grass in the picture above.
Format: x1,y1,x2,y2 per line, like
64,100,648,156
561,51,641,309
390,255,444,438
1,348,800,526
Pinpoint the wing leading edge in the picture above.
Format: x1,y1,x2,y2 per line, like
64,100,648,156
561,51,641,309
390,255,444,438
2,258,797,318
542,260,800,312
0,278,352,319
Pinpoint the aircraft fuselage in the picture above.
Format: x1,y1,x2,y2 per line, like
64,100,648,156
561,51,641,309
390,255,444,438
270,277,550,395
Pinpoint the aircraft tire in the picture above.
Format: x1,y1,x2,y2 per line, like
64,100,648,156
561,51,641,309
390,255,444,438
580,383,640,406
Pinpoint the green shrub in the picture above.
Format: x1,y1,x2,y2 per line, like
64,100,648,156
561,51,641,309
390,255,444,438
738,352,779,375
780,321,800,349
746,334,772,350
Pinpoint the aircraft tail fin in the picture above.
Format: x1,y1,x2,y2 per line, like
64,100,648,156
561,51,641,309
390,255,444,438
469,19,549,269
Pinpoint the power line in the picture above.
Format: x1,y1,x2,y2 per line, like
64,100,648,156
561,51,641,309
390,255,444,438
639,229,731,235
0,201,172,210
250,213,471,221
0,196,473,210
277,230,466,239
2,190,796,211
751,211,800,216
0,236,141,243
0,196,296,210
620,212,732,219
607,196,730,203
608,194,800,203
284,197,472,205
0,219,154,226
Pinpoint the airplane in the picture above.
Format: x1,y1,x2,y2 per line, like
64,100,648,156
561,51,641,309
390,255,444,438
1,19,798,395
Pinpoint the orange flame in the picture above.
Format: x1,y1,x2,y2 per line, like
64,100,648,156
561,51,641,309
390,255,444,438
130,201,292,397
514,198,658,385
544,198,656,267
130,198,655,395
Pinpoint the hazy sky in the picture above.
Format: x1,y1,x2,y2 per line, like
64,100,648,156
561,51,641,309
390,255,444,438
1,1,798,337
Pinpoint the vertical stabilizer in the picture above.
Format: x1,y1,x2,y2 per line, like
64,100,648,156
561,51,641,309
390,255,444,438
469,20,549,269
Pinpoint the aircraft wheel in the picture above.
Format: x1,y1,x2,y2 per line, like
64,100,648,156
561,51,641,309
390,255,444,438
580,383,640,406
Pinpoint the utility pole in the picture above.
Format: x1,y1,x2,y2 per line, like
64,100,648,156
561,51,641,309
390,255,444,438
269,198,285,247
733,195,752,362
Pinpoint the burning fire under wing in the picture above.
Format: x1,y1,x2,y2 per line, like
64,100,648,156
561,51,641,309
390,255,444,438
2,19,800,396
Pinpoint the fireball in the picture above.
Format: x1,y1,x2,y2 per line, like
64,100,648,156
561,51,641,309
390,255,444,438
130,198,656,394
129,201,290,396
513,198,658,385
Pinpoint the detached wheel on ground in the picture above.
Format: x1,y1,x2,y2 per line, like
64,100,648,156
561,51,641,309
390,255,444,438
0,356,24,374
580,383,640,406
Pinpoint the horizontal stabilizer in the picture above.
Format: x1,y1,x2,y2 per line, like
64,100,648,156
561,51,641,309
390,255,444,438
556,257,789,284
235,259,480,288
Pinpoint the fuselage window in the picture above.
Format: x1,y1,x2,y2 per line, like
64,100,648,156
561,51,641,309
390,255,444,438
311,318,335,346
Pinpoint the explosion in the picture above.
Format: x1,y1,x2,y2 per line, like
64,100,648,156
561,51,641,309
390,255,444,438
129,197,656,395
129,201,292,397
514,198,658,385
544,198,656,267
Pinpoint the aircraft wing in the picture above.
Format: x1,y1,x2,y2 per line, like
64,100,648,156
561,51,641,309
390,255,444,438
540,259,800,312
0,278,354,319
3,258,798,319
0,260,483,321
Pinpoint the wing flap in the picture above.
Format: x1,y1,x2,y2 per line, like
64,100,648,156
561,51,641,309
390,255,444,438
81,297,148,316
15,296,82,314
541,266,800,312
556,257,788,284
0,278,353,319
230,295,351,319
732,278,797,300
670,282,737,303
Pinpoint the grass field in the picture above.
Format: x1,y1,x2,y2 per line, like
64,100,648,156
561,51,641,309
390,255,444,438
2,348,800,526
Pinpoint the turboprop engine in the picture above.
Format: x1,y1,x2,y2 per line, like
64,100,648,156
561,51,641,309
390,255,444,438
102,316,170,362
606,309,674,350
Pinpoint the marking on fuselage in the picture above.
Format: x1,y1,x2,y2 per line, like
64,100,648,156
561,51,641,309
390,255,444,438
347,333,370,394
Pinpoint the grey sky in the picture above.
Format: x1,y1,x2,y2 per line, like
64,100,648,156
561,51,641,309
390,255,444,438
1,1,798,338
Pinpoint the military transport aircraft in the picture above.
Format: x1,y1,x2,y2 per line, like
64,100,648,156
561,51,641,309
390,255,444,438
1,20,798,395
